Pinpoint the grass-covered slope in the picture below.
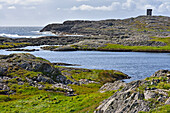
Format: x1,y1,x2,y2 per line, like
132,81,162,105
57,66,130,84
97,37,170,52
41,36,170,52
0,54,169,113
0,53,130,113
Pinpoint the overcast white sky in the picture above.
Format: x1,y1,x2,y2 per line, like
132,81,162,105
0,0,169,26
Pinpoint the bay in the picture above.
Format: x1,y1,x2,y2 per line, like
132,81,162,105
1,46,170,82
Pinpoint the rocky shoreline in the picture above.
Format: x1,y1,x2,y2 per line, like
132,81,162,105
0,53,169,112
0,53,130,95
0,16,170,53
0,15,170,112
95,70,170,113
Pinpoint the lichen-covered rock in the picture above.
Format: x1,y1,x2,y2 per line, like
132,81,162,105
0,67,8,75
95,70,170,113
99,81,126,93
165,97,170,105
0,53,67,83
78,79,99,85
0,53,73,95
144,90,157,100
151,70,170,77
95,80,150,113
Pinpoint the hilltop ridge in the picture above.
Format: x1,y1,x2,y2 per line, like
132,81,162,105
40,15,170,37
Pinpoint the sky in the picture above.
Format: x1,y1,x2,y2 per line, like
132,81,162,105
0,0,169,26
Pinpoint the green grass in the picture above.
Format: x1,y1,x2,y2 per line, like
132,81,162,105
60,68,128,84
97,37,170,52
40,37,170,52
144,76,170,90
150,37,170,45
36,57,50,62
0,42,30,49
41,46,59,50
69,84,102,95
0,84,114,113
98,43,169,51
139,105,170,113
0,63,118,113
6,67,42,80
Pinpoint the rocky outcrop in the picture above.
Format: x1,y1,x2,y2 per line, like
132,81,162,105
40,39,170,53
95,70,170,113
40,16,169,47
57,66,130,85
151,69,170,77
99,81,126,93
40,16,170,37
0,53,69,83
0,16,169,51
0,53,75,95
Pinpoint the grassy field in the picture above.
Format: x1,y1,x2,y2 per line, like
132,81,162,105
0,83,114,113
97,37,170,52
0,65,123,113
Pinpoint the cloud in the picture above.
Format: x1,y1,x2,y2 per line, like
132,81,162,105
144,4,156,10
57,8,60,10
0,4,2,9
158,2,170,12
122,0,136,9
71,2,120,11
23,6,36,9
76,0,89,1
0,0,44,5
8,6,16,9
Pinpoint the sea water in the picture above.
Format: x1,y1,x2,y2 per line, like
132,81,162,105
0,26,56,38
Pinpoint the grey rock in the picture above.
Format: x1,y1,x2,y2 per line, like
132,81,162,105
151,70,169,77
37,75,55,84
157,96,167,102
165,97,170,105
99,81,126,93
144,90,157,100
52,83,73,92
18,82,24,85
2,85,10,90
78,79,99,85
0,67,8,75
95,80,150,113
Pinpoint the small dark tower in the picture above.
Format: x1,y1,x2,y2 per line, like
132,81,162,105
147,9,152,16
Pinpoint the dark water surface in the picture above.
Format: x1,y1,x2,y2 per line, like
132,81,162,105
0,27,56,38
1,46,170,82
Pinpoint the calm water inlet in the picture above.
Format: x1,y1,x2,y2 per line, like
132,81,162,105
1,47,170,83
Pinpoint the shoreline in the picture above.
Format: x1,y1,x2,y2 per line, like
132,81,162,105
0,53,169,113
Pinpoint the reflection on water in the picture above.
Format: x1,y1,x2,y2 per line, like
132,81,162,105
1,46,170,82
